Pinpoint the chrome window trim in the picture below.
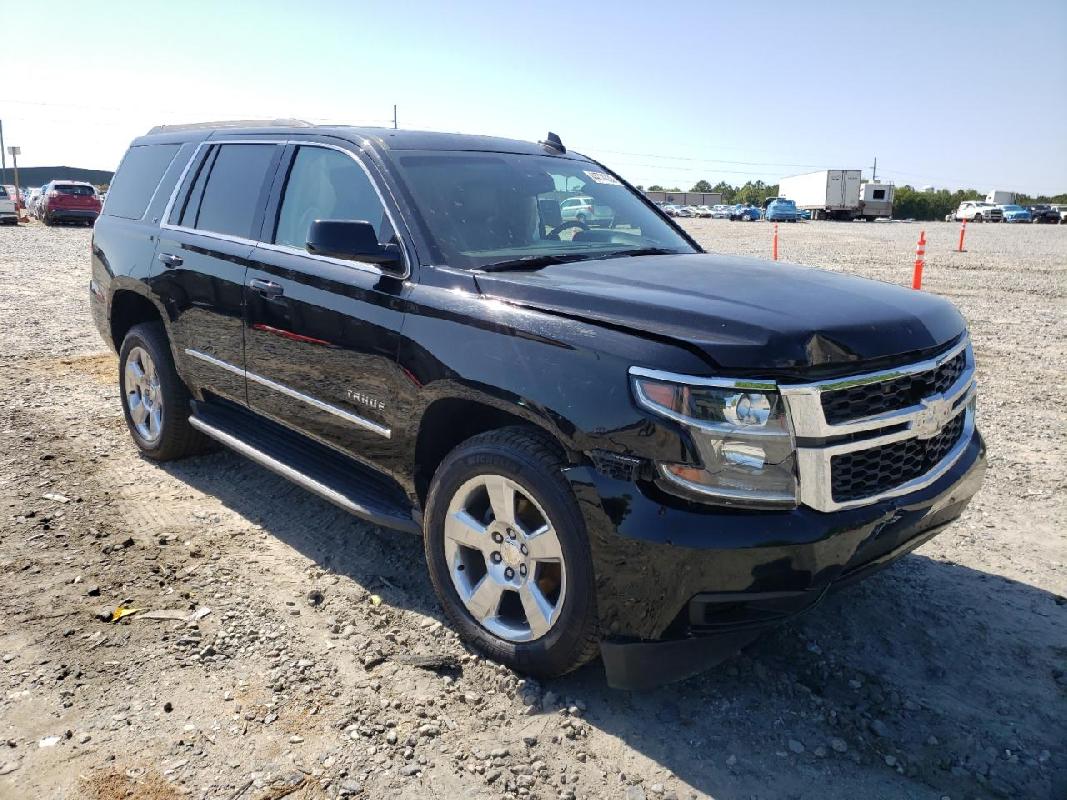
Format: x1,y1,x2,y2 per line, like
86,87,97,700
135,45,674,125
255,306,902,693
629,336,978,513
184,349,391,439
158,138,411,280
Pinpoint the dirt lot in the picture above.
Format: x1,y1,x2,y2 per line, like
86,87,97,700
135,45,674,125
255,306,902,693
0,219,1064,800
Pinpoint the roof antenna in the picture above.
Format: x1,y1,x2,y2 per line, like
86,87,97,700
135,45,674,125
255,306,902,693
539,132,566,154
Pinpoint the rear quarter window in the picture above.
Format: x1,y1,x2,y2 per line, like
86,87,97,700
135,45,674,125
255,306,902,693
104,144,181,219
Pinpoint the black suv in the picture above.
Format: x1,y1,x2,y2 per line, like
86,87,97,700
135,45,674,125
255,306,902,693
90,122,985,688
1027,204,1060,224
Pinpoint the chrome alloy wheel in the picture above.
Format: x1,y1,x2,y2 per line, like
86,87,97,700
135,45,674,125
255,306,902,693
124,346,163,444
444,474,567,642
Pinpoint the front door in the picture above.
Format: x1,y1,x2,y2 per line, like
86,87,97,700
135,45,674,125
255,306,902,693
152,140,283,404
243,142,409,472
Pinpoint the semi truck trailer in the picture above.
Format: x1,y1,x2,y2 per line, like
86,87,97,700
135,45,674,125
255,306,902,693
779,170,894,221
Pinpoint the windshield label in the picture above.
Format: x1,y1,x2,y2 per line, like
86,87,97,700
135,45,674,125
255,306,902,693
584,170,621,186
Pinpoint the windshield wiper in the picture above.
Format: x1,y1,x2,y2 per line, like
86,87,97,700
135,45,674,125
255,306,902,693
609,247,687,257
477,253,604,272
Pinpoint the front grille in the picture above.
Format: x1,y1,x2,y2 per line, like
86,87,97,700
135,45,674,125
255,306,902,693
830,411,966,503
821,349,966,425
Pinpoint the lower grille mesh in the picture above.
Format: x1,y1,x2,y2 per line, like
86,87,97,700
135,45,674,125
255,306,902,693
830,411,967,503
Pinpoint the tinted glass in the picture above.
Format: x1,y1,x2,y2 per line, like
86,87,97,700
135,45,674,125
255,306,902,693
103,145,178,218
0,186,7,198
394,152,694,269
274,146,387,249
192,144,276,238
55,184,96,196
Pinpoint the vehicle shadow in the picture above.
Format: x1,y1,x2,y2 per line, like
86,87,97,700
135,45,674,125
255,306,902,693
160,449,1067,800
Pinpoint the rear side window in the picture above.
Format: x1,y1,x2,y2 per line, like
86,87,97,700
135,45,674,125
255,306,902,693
105,145,179,219
192,145,277,240
273,146,388,249
185,144,277,239
0,186,7,198
55,184,97,196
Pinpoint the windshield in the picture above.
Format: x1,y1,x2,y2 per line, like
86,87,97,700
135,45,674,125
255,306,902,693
393,152,696,269
1001,205,1023,212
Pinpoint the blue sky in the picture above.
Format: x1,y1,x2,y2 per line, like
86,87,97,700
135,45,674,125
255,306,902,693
2,0,1065,193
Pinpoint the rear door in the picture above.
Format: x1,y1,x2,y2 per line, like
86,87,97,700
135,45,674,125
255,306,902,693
243,141,410,467
827,171,844,209
153,140,284,404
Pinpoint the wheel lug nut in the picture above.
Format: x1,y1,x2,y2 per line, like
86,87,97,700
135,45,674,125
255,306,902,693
491,552,502,564
519,564,527,576
504,567,514,580
508,530,516,540
520,544,528,556
492,532,503,544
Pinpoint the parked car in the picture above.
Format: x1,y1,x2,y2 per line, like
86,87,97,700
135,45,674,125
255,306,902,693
692,205,714,218
797,208,812,220
674,206,695,218
711,204,731,219
997,204,1031,224
954,201,1002,223
765,198,800,222
25,187,43,218
39,181,102,226
2,185,23,212
661,204,680,217
0,185,16,225
90,122,985,689
559,196,594,223
728,204,760,221
1027,204,1060,224
1052,204,1067,224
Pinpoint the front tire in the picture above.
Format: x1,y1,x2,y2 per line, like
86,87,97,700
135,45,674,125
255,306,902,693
424,427,599,678
118,322,210,461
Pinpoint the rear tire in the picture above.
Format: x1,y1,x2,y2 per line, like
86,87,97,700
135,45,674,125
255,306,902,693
424,427,600,679
118,322,211,461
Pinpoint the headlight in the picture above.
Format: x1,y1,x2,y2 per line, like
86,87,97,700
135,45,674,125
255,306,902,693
631,371,797,508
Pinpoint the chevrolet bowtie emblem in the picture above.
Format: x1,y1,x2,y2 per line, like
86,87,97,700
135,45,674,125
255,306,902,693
912,397,952,440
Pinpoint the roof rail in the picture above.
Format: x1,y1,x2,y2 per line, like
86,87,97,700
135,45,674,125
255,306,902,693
146,119,314,134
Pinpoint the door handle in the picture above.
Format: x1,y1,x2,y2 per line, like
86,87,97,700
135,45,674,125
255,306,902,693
248,278,284,298
158,252,183,268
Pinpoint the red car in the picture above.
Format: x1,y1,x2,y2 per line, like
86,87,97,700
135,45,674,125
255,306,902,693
40,181,102,226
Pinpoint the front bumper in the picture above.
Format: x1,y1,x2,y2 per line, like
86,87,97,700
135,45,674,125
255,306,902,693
565,428,986,689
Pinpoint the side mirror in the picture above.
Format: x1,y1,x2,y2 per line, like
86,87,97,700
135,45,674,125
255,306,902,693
306,220,403,271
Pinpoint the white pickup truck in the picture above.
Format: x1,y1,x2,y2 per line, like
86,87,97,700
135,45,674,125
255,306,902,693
0,185,17,225
954,201,1003,223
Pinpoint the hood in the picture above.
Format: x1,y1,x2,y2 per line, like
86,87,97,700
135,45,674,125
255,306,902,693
474,253,966,372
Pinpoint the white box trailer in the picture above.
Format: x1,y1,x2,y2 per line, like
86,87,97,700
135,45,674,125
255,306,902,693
985,190,1015,205
859,182,895,219
779,170,862,220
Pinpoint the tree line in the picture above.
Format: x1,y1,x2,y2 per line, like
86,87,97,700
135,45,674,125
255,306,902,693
636,179,1067,221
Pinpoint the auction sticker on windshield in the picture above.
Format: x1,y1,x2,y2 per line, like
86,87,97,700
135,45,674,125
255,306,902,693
584,170,621,186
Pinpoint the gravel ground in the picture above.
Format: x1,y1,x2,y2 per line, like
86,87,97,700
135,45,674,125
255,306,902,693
0,219,1064,800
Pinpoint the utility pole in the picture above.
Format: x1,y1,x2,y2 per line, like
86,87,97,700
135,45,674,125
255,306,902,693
7,145,21,219
871,156,878,182
0,120,6,187
393,105,397,130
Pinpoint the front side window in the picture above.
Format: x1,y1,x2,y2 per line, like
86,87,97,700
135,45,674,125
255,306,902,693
393,152,696,269
274,146,389,249
176,144,277,239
